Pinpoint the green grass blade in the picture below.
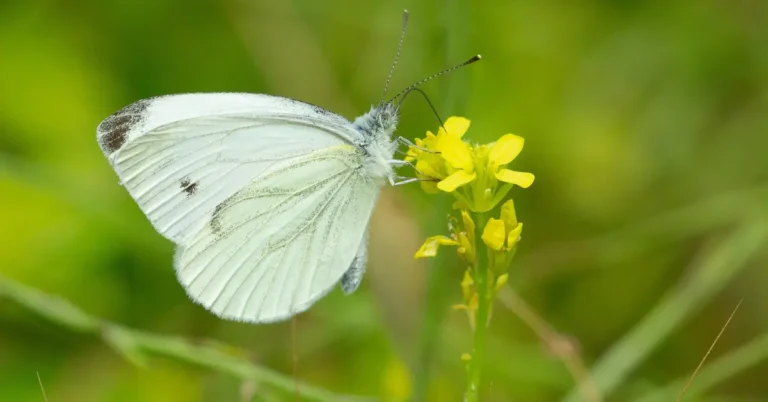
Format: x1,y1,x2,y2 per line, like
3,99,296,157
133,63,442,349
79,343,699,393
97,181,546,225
562,218,768,402
635,332,768,402
0,275,373,402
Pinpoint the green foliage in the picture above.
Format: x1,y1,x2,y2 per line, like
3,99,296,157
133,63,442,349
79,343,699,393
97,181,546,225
1,0,767,401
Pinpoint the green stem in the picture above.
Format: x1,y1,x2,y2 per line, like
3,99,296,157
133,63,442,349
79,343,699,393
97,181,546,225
466,212,490,401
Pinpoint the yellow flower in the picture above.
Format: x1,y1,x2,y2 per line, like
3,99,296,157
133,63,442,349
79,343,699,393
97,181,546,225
414,236,459,258
481,218,506,251
414,211,476,264
437,134,475,192
407,117,472,193
479,199,524,277
406,118,535,340
458,211,476,262
501,200,523,249
494,273,509,292
405,117,535,212
500,197,518,227
481,199,523,252
463,269,476,302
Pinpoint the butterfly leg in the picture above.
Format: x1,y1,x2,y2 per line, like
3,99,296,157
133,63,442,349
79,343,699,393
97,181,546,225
395,136,439,153
387,159,440,186
389,176,423,186
388,159,415,168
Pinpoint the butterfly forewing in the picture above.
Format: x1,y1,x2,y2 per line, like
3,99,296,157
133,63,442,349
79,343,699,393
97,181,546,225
97,93,363,246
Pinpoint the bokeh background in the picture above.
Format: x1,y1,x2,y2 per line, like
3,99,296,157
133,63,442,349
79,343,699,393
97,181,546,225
2,0,767,401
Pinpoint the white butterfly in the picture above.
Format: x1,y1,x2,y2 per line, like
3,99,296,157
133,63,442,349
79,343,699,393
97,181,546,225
97,11,479,323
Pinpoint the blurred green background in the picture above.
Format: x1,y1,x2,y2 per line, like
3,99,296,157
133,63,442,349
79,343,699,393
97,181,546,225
2,0,768,401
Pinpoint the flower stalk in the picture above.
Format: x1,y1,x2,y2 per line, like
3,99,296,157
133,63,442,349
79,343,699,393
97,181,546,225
466,211,489,402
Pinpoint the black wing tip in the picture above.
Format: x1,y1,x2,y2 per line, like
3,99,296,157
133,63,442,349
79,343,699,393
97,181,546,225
97,99,151,154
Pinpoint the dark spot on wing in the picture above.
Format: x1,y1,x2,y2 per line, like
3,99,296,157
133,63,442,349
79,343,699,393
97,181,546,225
186,182,198,195
210,200,226,235
100,123,128,154
98,99,149,154
341,257,365,294
180,178,198,196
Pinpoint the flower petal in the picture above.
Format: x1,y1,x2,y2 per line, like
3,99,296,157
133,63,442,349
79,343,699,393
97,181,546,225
507,222,523,249
494,273,509,292
460,270,474,300
451,200,470,210
415,159,442,179
458,232,474,262
481,218,506,251
438,135,474,172
500,199,518,233
460,210,475,242
488,134,524,169
414,235,459,258
438,116,471,138
419,181,439,194
437,171,476,192
404,138,425,162
495,169,535,188
468,293,479,311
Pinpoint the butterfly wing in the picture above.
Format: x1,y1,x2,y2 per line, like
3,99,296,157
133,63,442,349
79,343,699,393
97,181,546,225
96,93,362,246
98,93,382,322
174,145,379,322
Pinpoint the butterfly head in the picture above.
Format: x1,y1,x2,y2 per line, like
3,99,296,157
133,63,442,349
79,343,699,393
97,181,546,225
352,101,399,141
372,101,399,134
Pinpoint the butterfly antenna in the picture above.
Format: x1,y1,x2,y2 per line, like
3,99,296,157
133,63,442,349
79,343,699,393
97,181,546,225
381,10,409,101
398,87,446,129
389,54,482,103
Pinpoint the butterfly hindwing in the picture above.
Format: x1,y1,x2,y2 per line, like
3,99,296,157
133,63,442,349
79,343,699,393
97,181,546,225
174,145,379,322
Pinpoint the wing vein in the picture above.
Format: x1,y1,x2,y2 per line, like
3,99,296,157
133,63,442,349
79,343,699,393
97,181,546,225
214,171,355,318
297,183,352,307
183,167,350,296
